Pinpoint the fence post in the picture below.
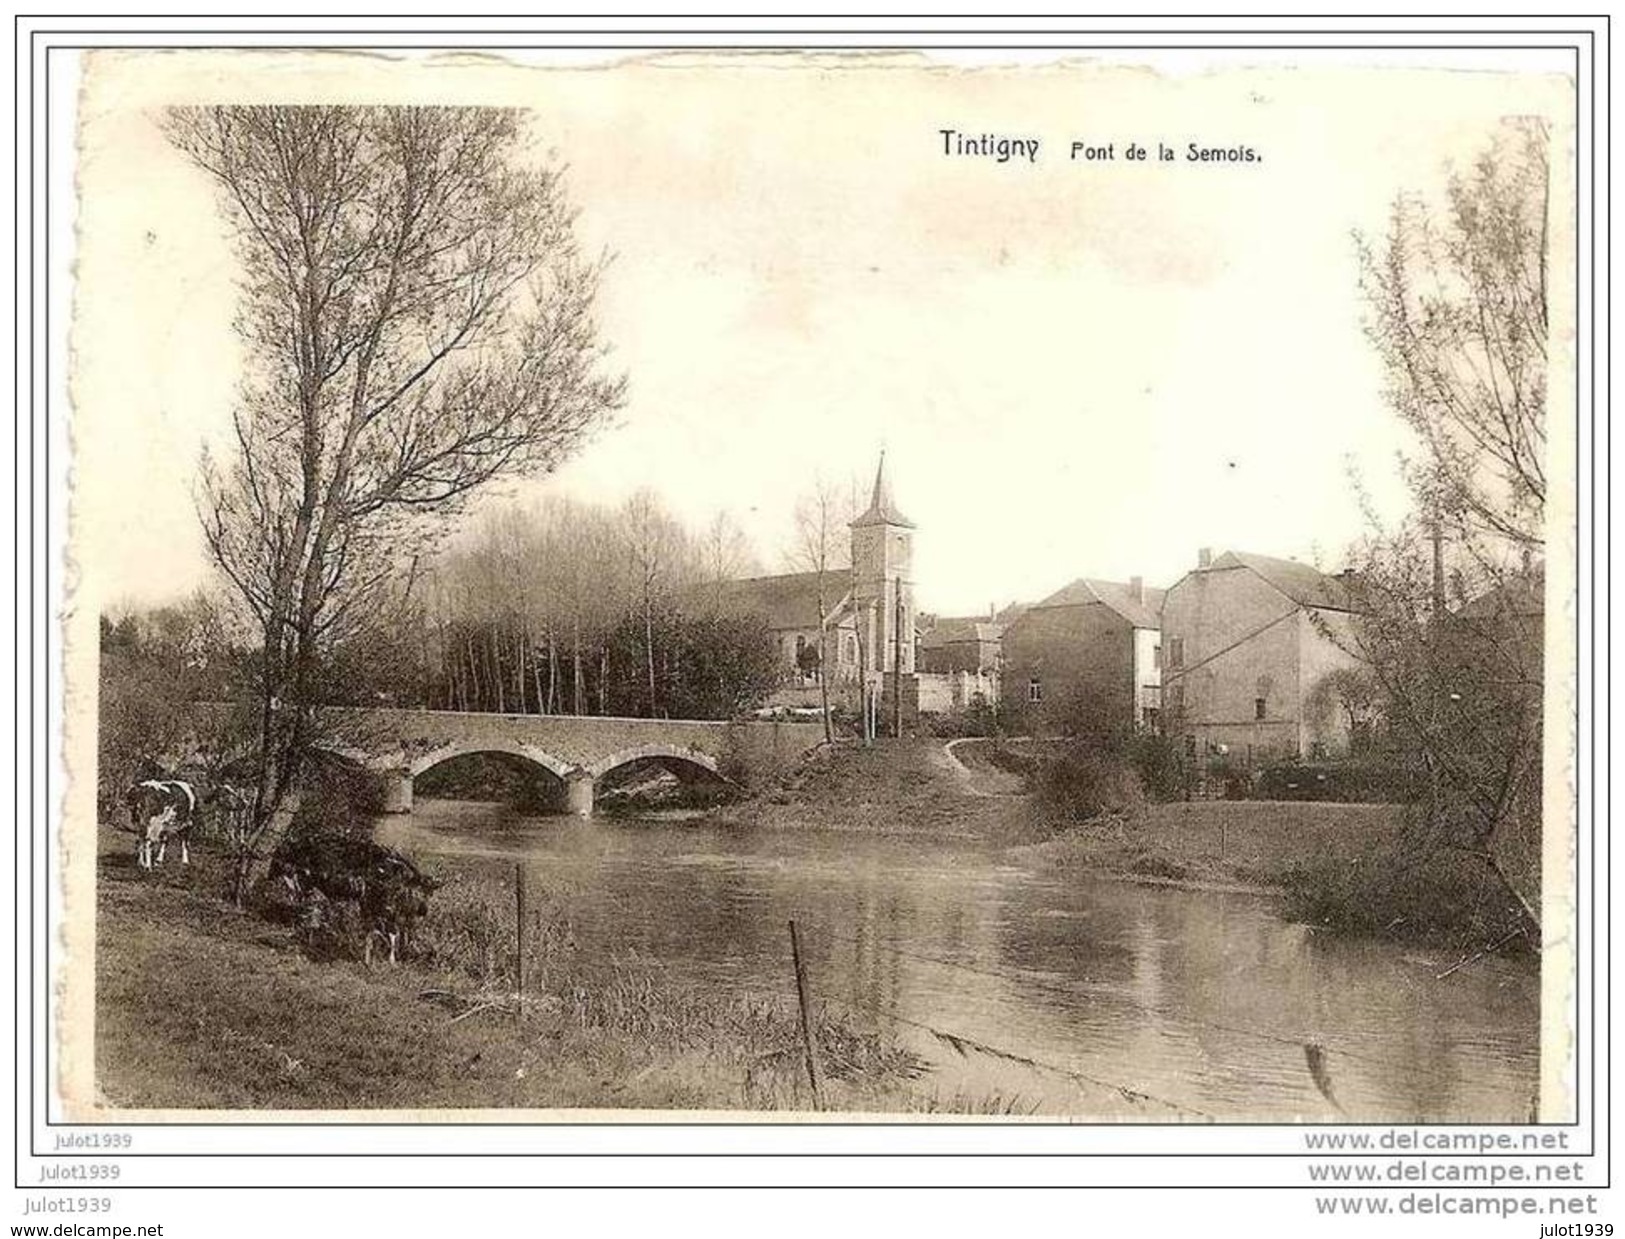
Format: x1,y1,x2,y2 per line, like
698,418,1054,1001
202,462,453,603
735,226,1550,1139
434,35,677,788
788,920,827,1112
515,863,527,1019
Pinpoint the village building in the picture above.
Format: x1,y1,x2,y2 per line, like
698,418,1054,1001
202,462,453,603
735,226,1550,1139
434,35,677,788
917,613,1003,676
1159,548,1363,761
907,610,1001,713
1454,568,1544,675
999,576,1165,733
716,454,916,706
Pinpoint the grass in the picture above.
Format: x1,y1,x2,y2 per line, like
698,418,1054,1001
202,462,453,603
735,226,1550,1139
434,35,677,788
1015,798,1530,956
710,738,1036,839
1015,800,1411,892
94,828,941,1113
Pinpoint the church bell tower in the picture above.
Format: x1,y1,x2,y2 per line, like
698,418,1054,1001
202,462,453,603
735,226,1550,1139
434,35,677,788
849,451,915,676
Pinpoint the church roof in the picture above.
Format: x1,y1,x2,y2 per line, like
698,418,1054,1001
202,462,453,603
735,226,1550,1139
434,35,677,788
714,570,846,632
849,451,915,529
1031,578,1165,629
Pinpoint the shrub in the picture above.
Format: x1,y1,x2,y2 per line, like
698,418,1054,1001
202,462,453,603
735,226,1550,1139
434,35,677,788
1033,743,1144,824
1129,734,1184,802
921,697,1002,739
286,762,381,840
1257,760,1421,803
1279,833,1530,948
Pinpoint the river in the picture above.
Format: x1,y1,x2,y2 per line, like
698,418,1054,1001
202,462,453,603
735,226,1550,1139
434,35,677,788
379,800,1540,1122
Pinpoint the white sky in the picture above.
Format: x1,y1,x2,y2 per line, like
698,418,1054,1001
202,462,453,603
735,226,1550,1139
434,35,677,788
70,52,1572,618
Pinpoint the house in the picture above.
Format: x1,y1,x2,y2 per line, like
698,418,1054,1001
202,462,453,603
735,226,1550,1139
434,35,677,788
1159,548,1363,761
999,576,1165,733
909,613,1002,715
917,613,1004,676
1454,568,1544,678
715,453,916,704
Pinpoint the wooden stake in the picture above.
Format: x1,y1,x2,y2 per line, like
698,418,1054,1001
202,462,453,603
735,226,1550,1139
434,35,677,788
788,920,827,1111
515,863,527,1019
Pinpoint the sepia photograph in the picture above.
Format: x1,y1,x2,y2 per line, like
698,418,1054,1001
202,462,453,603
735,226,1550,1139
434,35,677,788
59,46,1575,1128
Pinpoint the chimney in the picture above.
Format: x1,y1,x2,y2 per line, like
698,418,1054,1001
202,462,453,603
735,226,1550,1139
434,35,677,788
1130,575,1145,605
988,601,996,622
1197,547,1213,570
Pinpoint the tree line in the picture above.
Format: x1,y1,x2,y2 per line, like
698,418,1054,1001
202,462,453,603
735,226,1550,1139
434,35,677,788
404,493,780,720
103,486,789,744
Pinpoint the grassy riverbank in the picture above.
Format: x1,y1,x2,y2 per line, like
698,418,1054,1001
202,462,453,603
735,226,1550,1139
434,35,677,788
832,738,1531,951
94,830,932,1112
1008,780,1527,950
1015,800,1409,890
711,738,1036,839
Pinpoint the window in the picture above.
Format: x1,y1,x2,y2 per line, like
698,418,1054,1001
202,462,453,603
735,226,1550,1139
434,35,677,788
1254,696,1267,721
1166,637,1184,669
1027,678,1043,704
1153,643,1163,670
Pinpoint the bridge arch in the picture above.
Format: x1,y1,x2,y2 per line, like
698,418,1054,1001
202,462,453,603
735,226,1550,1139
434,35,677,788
407,741,576,783
405,742,584,816
586,745,736,819
310,741,583,816
586,744,725,782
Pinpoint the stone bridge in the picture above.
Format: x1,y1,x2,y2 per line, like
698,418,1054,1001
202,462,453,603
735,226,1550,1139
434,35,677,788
313,708,826,816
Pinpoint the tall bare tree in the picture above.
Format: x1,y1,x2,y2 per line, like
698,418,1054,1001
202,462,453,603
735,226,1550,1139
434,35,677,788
1359,118,1549,550
1341,119,1552,936
790,478,852,744
170,105,624,894
700,510,757,611
619,489,692,717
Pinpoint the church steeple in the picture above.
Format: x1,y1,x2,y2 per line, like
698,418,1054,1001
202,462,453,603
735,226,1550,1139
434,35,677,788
847,451,916,680
850,450,915,529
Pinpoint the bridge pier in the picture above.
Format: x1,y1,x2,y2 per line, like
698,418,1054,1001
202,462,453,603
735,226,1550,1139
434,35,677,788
380,769,414,814
565,770,594,818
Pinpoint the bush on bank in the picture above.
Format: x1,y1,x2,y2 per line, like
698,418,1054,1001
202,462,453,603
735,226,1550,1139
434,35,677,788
1278,828,1532,951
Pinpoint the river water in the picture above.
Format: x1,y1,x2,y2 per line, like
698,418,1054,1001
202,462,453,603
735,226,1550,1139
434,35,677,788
379,801,1540,1122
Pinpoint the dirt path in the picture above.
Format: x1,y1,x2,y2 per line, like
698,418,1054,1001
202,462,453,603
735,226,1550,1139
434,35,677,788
938,738,1029,798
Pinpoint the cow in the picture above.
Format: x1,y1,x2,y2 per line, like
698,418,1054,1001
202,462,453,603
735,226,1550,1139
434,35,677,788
123,779,198,870
269,834,440,965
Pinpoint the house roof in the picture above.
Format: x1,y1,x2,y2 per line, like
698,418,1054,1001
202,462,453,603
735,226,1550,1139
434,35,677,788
1030,577,1165,628
1213,550,1355,612
714,570,842,632
1457,572,1544,620
918,615,1004,649
849,451,915,529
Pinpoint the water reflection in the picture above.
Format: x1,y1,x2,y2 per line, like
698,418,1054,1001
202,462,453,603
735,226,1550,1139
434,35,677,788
381,803,1539,1121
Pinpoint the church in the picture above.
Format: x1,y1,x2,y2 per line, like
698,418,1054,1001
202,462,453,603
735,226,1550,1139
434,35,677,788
717,454,917,705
